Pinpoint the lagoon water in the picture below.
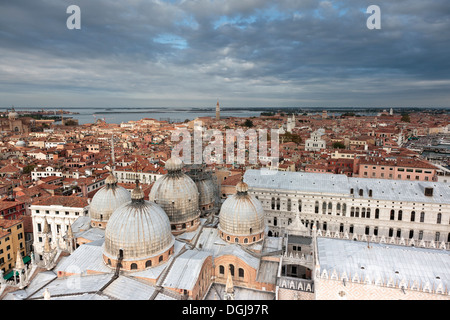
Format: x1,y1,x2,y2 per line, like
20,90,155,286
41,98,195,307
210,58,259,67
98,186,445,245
13,106,263,125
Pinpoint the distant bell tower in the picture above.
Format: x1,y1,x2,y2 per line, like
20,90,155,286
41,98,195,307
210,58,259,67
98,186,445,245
216,99,220,120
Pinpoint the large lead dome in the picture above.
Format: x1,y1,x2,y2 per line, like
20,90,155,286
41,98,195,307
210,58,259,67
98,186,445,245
103,182,174,271
148,156,200,234
218,181,265,245
89,173,131,229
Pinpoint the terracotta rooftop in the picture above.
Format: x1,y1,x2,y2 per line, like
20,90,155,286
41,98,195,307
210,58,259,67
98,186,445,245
32,195,89,208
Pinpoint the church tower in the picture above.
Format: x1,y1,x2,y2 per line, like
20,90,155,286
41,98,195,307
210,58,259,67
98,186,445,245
216,99,220,120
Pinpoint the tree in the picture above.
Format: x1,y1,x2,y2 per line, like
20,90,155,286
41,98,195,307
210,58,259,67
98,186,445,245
243,119,254,128
401,113,411,123
281,132,302,144
23,164,36,174
333,142,346,149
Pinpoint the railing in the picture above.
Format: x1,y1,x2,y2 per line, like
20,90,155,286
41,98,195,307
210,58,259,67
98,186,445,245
315,229,450,251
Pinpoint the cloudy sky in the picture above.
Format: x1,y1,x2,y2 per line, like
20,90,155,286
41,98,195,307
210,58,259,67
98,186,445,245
1,0,449,109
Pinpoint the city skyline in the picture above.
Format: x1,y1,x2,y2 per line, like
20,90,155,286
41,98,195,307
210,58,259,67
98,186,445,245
1,0,450,109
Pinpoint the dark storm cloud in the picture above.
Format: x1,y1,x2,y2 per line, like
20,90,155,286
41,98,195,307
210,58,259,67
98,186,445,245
0,0,449,107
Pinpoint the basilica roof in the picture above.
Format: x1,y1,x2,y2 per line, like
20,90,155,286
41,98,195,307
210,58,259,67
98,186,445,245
103,184,174,262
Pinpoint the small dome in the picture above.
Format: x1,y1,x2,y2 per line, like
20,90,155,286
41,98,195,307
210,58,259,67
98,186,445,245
89,176,131,227
218,183,265,242
165,156,183,171
15,140,26,147
103,196,174,264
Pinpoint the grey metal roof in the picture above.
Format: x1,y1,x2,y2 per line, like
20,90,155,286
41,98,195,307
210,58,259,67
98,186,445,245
162,250,212,290
102,275,157,300
76,227,105,242
204,283,275,300
195,228,260,269
256,260,279,284
71,216,92,234
317,237,450,289
244,169,450,204
28,273,113,299
55,244,111,274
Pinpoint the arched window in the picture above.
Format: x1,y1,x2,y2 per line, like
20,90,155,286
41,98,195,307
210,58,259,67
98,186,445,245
274,217,277,226
349,224,354,233
355,207,360,218
365,226,370,235
271,198,275,210
390,210,395,220
396,229,401,238
375,208,379,219
366,208,371,218
420,212,425,222
252,236,256,242
350,207,355,217
238,268,245,278
339,223,344,233
234,237,239,243
342,203,347,216
182,223,186,229
323,222,327,231
389,228,394,237
287,199,291,211
410,211,415,222
229,265,235,277
298,200,302,212
146,260,152,268
131,263,138,270
315,201,319,213
409,230,414,239
107,259,111,265
219,265,225,275
361,208,366,218
374,227,378,236
276,198,280,210
322,202,327,214
226,235,230,241
328,202,332,213
437,213,442,224
398,210,402,221
159,255,163,262
244,238,248,244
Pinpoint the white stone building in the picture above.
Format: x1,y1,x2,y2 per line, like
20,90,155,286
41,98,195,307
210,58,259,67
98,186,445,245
31,166,63,181
305,129,326,151
30,196,89,261
244,169,450,245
